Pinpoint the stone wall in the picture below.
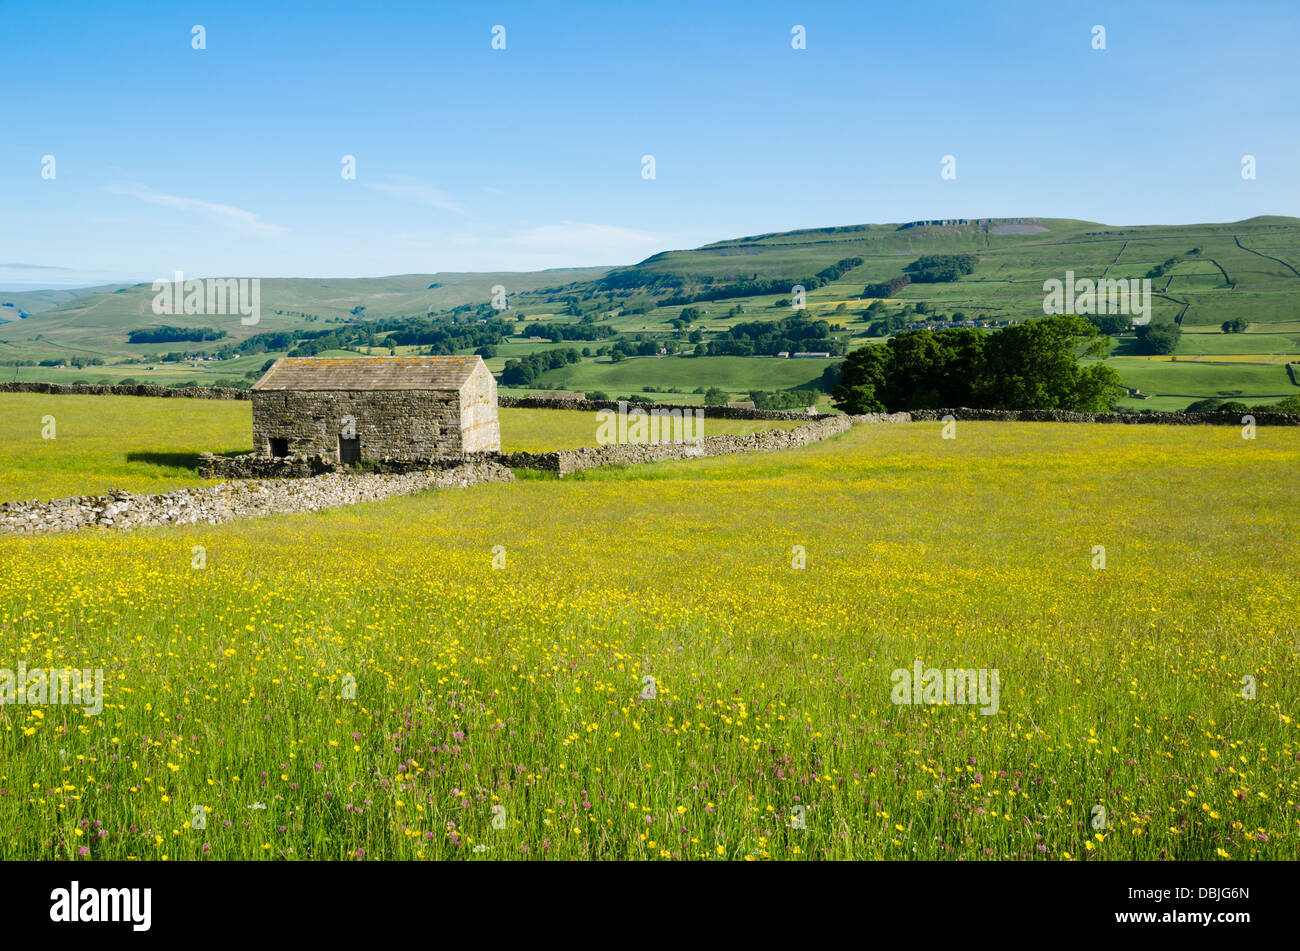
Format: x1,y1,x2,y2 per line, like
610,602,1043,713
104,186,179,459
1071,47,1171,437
0,461,513,536
198,452,485,479
201,412,905,480
252,389,465,459
0,381,250,399
907,408,1300,426
541,412,902,475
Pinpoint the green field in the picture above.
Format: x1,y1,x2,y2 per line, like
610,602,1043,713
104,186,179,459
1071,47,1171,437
1,405,1296,860
0,395,801,501
1167,332,1300,355
532,354,831,395
1103,358,1297,404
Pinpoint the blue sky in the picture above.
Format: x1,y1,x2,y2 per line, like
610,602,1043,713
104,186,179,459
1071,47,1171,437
2,0,1298,284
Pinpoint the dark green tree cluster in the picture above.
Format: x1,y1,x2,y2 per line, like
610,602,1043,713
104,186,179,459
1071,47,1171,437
127,326,228,344
832,315,1123,413
499,348,580,386
380,317,512,353
903,254,978,283
654,257,864,307
1185,395,1300,414
530,322,612,342
1146,256,1183,279
1134,320,1181,355
747,388,820,410
1085,314,1135,335
863,275,913,298
704,316,845,356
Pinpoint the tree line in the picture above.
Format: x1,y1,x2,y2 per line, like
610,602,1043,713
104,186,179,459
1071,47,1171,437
499,348,581,386
832,315,1123,413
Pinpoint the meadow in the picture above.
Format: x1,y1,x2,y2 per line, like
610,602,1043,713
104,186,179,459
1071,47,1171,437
0,394,802,501
0,405,1296,861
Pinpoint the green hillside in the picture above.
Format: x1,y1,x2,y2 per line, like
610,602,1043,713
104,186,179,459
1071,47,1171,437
7,217,1300,409
0,284,128,321
0,268,609,363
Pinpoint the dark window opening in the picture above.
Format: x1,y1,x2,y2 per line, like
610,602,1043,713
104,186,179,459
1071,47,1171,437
339,435,360,465
269,437,289,458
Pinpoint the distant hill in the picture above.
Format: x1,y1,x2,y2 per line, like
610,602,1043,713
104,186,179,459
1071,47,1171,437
0,284,129,321
5,218,1300,412
0,268,610,362
591,216,1300,329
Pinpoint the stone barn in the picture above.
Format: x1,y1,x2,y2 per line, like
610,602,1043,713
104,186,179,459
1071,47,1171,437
251,355,500,461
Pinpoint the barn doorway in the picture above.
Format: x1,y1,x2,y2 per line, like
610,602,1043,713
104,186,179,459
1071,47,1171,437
338,435,361,465
269,437,289,457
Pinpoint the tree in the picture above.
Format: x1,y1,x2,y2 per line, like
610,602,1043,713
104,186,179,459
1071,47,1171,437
831,345,891,413
832,315,1123,413
1087,314,1133,336
703,386,728,406
1135,320,1181,355
1265,394,1300,413
1221,318,1248,333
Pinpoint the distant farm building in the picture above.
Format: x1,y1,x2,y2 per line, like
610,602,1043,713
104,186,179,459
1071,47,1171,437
791,352,831,359
726,400,757,410
251,355,499,461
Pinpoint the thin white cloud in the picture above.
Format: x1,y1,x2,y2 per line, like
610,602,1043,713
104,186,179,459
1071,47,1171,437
508,221,659,252
107,183,287,237
365,177,463,213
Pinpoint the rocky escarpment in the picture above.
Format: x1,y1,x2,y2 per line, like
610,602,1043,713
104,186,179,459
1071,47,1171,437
0,462,512,536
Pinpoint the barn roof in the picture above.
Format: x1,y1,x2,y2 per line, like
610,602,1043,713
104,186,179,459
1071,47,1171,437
252,356,484,392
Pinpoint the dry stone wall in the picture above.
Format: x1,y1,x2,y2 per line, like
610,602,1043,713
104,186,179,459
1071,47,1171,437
541,412,905,475
908,408,1300,426
201,412,904,480
0,381,250,399
0,462,512,536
